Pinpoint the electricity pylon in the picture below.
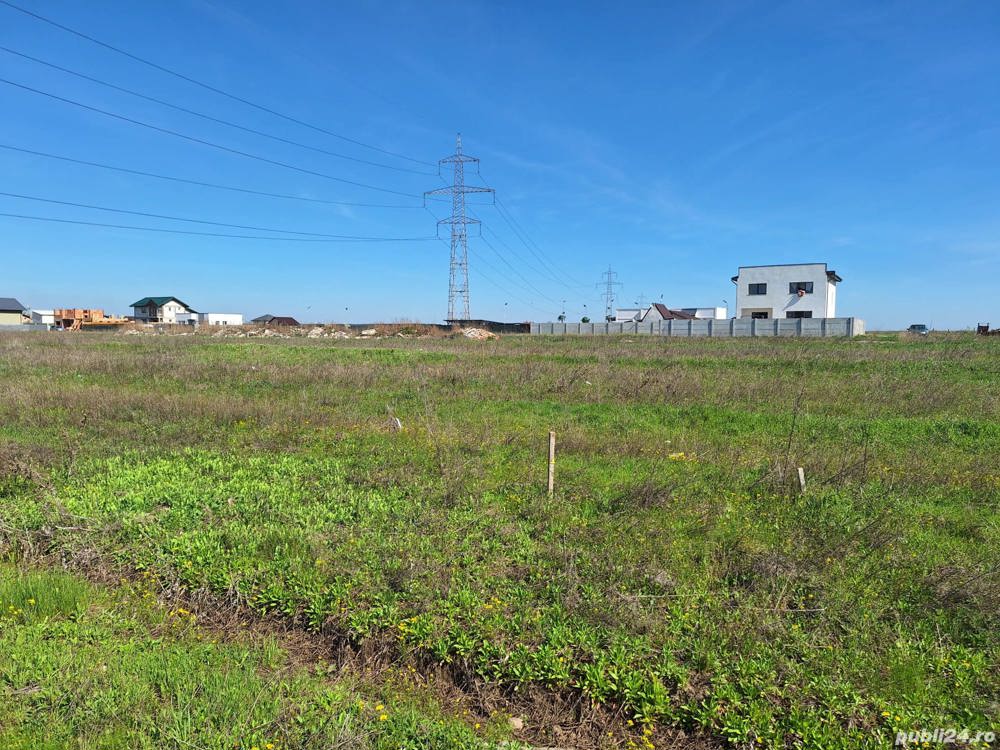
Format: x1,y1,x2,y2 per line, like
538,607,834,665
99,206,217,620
424,134,494,320
597,266,622,321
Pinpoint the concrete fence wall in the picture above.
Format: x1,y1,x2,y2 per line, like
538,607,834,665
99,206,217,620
0,323,50,332
530,317,865,337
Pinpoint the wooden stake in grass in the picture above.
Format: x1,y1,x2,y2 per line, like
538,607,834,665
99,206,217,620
798,466,807,493
547,431,556,497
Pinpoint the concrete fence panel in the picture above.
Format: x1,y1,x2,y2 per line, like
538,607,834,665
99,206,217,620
530,317,864,338
531,318,864,338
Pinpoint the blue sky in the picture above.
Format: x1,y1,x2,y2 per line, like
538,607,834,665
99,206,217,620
2,0,998,328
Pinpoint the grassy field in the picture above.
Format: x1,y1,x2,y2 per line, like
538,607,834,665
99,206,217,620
1,331,997,749
0,564,489,749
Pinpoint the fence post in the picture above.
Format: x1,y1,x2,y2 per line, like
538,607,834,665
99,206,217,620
547,431,556,497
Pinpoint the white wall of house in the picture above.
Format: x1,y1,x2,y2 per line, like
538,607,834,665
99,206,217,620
29,309,55,326
161,301,192,324
198,313,244,326
733,263,839,319
614,308,642,322
680,307,727,320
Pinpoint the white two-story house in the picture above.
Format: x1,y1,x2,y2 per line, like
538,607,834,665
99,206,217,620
731,263,841,319
130,296,198,324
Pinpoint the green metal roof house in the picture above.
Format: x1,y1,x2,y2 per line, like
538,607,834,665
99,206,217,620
130,296,198,324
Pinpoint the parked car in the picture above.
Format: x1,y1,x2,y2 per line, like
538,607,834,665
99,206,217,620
906,324,929,335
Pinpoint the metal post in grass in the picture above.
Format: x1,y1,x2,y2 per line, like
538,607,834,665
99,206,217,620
547,431,556,497
797,467,807,493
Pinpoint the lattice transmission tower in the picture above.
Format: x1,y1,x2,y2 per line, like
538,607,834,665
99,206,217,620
597,266,622,321
424,134,494,320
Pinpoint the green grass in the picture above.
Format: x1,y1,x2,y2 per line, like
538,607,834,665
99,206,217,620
1,331,998,749
0,565,495,750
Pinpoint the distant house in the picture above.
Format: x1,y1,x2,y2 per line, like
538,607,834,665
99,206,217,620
28,309,56,326
131,296,198,324
0,297,26,325
640,303,695,322
679,307,727,320
616,304,723,322
198,313,244,326
251,314,300,327
613,308,643,322
731,263,842,319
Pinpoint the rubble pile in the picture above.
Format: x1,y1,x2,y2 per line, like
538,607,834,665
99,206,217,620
117,324,503,341
462,328,498,340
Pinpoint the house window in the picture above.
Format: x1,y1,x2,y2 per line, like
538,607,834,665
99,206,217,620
750,311,769,319
789,281,814,294
748,283,767,295
786,311,813,319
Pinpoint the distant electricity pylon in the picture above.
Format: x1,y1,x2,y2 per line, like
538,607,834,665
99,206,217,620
597,266,622,321
424,134,494,320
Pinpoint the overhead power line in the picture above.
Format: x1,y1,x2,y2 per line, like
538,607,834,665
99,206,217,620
492,196,590,289
472,176,591,292
424,202,560,309
0,143,421,208
0,190,424,239
432,235,557,319
482,224,566,291
478,233,563,307
0,211,436,243
0,0,436,168
468,259,559,319
0,46,434,176
0,77,420,198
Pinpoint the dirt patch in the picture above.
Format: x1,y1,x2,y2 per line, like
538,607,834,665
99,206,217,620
0,441,56,492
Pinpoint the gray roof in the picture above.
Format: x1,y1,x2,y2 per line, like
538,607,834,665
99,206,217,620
0,297,26,312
